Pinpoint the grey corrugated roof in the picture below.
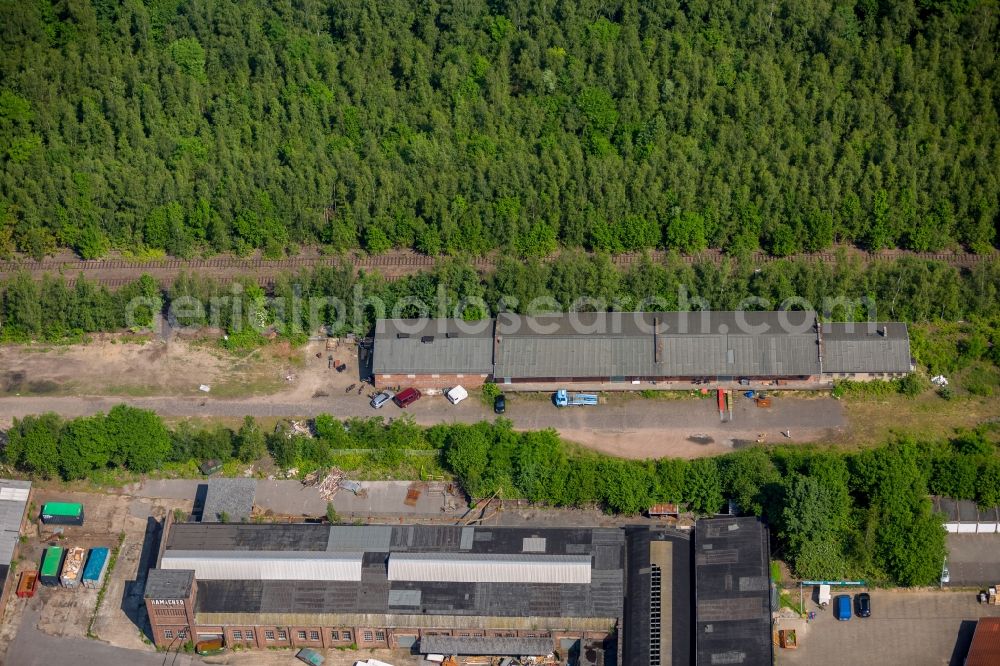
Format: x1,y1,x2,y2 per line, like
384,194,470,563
373,318,494,374
0,479,31,572
495,311,822,379
201,478,256,523
144,569,194,599
420,636,554,656
694,518,772,666
823,322,911,373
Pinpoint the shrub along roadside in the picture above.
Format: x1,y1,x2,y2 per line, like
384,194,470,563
4,410,996,587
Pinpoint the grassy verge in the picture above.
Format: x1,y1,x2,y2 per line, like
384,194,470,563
838,391,1000,449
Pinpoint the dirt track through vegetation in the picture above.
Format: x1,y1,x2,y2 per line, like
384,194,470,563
1,247,995,288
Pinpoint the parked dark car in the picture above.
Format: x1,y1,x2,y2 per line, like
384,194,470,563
854,592,871,618
494,394,506,414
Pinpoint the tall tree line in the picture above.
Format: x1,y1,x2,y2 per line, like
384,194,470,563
2,255,1000,341
0,0,997,259
7,407,998,586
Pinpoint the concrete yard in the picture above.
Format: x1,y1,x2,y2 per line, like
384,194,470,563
946,534,1000,587
776,589,1000,666
0,488,193,664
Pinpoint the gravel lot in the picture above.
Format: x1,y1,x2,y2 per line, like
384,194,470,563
0,390,845,459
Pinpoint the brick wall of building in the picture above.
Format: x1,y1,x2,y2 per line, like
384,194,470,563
154,620,608,652
375,373,489,390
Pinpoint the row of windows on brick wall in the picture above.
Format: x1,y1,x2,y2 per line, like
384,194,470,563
362,630,386,642
163,629,187,640
258,629,353,642
231,630,255,640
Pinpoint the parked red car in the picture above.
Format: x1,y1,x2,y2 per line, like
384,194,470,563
393,387,421,408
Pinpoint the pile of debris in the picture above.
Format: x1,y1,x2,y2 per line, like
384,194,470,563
275,419,314,440
302,467,365,501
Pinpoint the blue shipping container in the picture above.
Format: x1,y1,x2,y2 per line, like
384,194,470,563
81,547,110,589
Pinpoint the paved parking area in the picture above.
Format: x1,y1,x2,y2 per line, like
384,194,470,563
777,590,1000,666
946,534,1000,587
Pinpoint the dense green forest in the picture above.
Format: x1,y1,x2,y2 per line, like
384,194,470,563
1,0,997,259
6,407,998,585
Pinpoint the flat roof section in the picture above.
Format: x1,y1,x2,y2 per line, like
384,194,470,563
622,527,692,666
158,524,624,622
144,568,194,600
201,478,256,523
420,636,555,656
694,517,772,666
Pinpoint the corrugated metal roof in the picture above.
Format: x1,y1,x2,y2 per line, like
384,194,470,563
823,322,911,373
161,550,363,581
966,618,1000,666
0,479,31,573
373,318,494,374
420,636,554,656
493,311,823,379
388,553,592,584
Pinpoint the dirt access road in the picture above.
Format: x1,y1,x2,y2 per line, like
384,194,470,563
0,337,846,458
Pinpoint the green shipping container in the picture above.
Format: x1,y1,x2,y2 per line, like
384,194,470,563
41,502,84,526
40,546,64,585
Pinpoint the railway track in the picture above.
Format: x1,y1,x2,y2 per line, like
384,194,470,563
0,249,994,289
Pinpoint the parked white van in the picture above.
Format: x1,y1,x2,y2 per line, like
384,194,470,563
446,385,468,404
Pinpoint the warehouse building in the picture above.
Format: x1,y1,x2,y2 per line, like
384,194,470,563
622,526,693,666
0,479,31,611
372,317,494,389
372,311,911,388
694,517,773,666
145,520,625,654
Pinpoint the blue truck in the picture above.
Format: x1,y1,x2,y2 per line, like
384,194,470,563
554,389,599,407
